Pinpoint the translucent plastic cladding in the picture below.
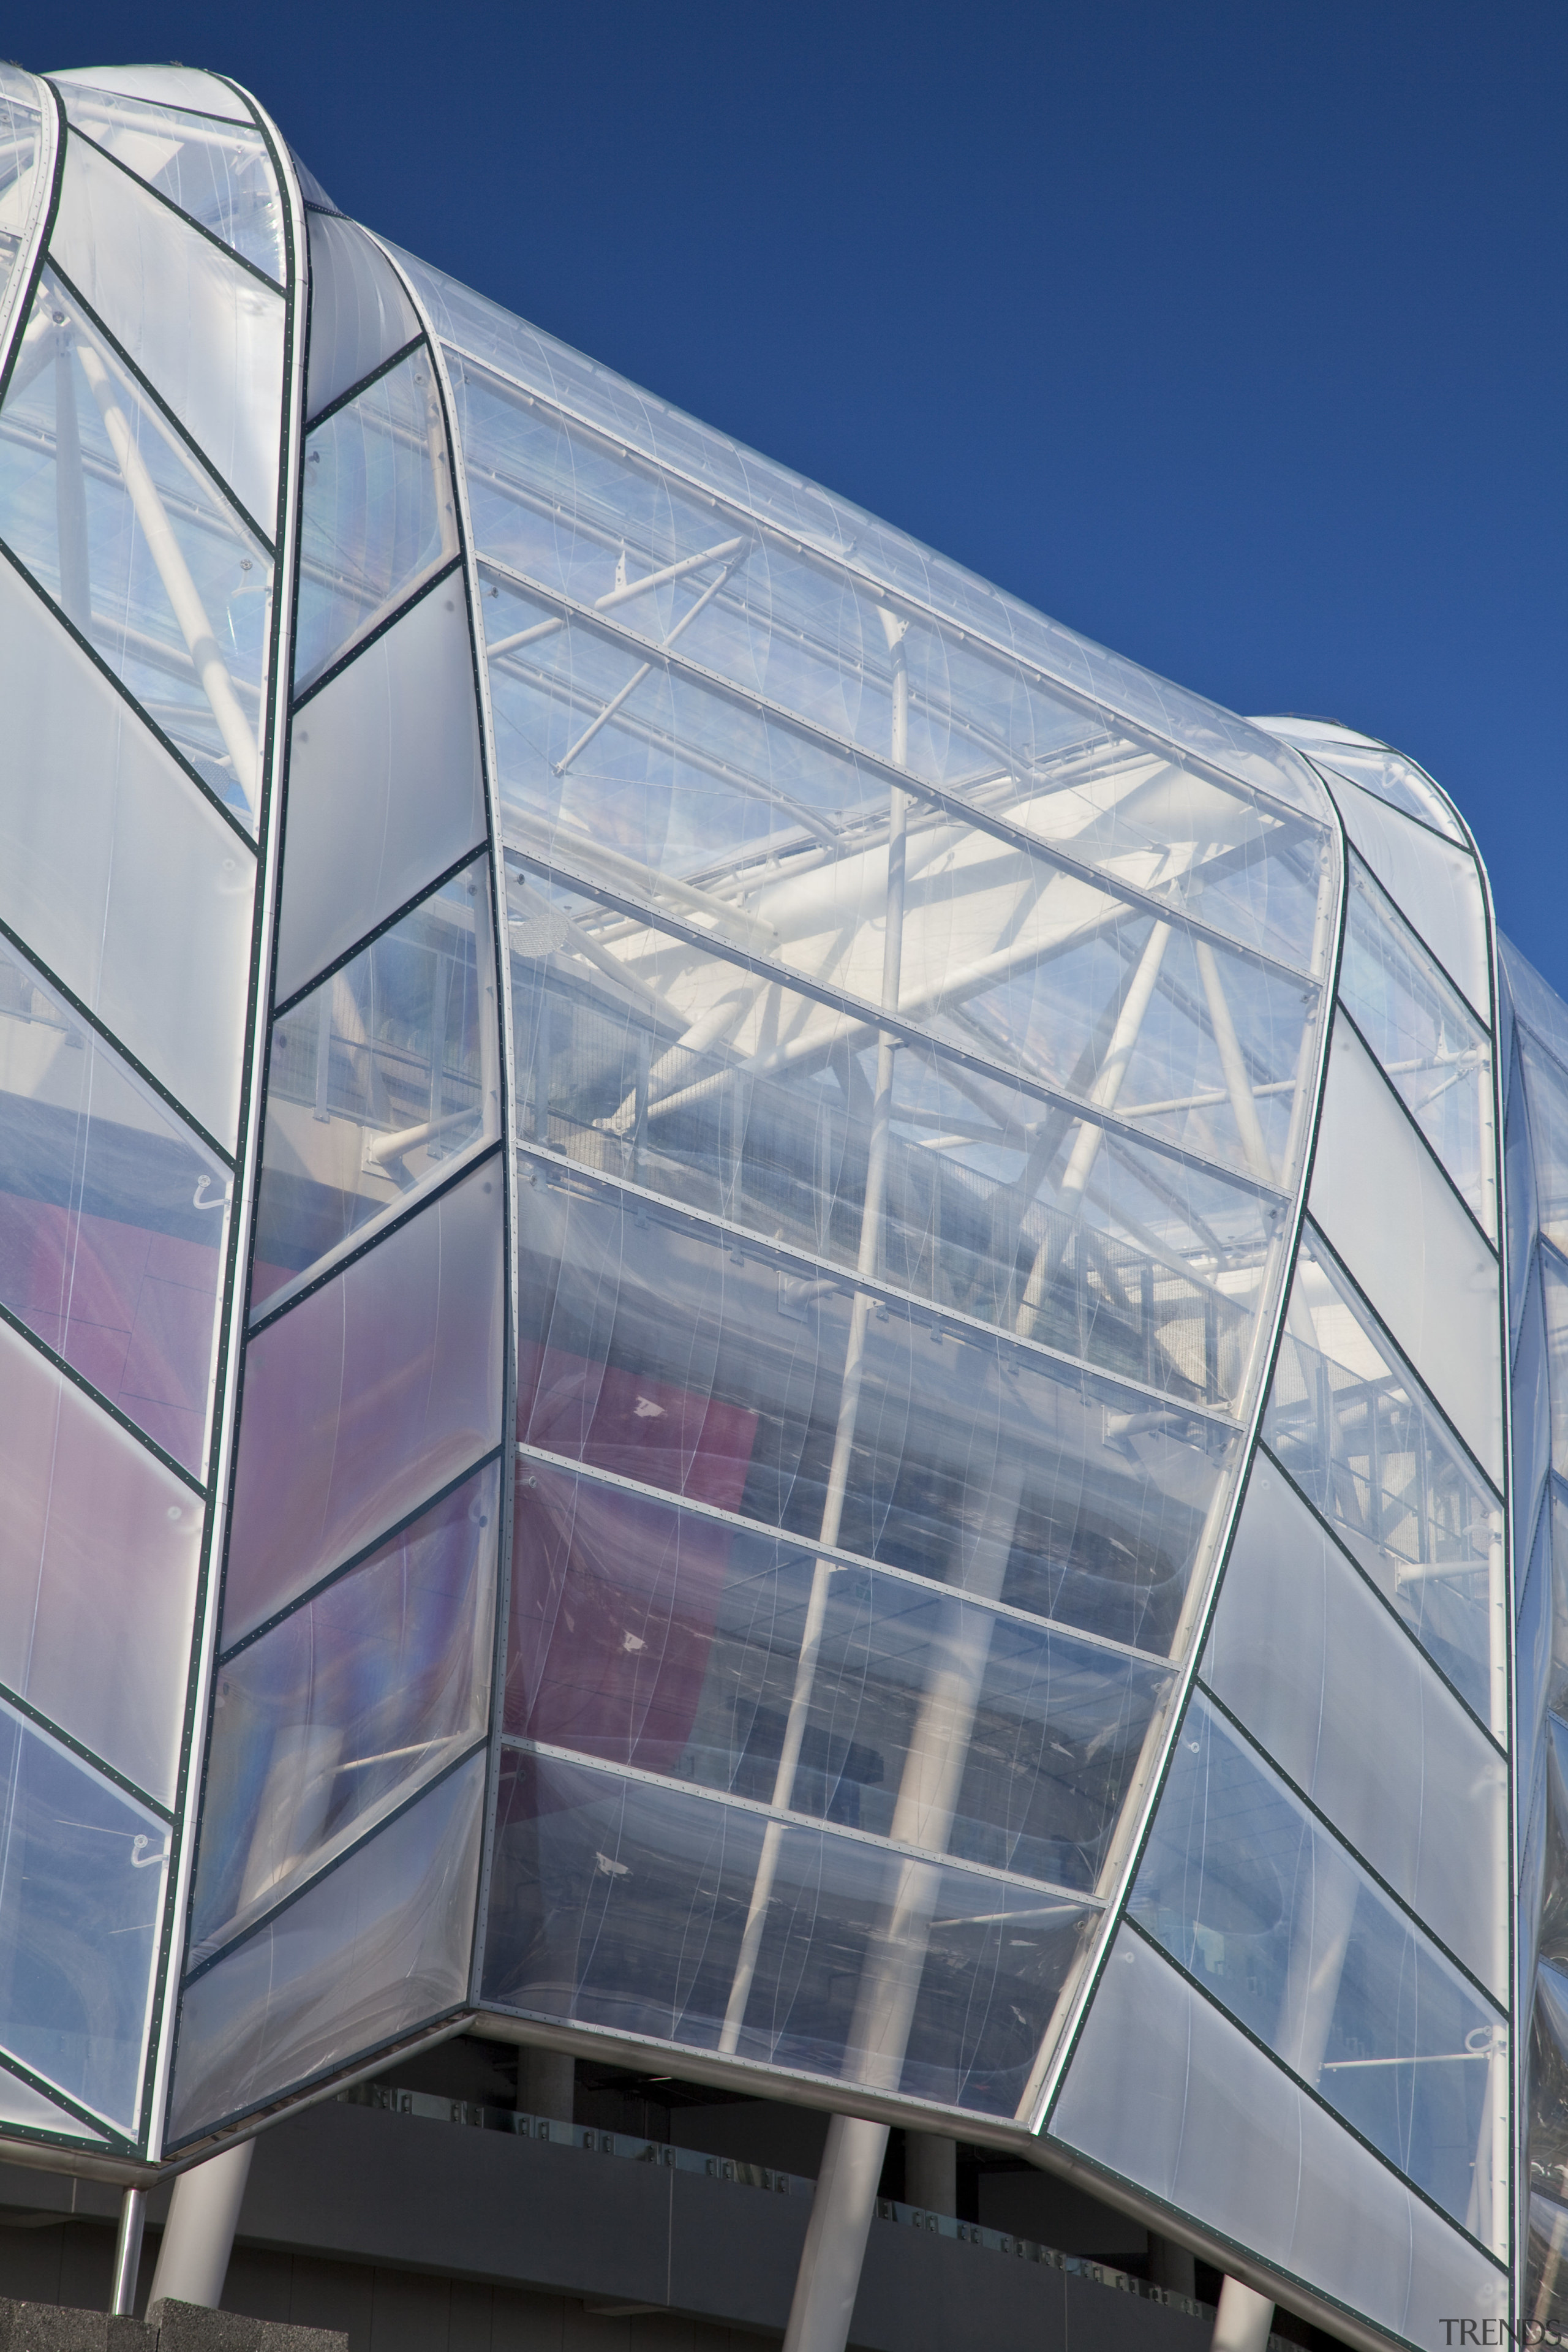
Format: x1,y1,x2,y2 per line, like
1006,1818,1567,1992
48,130,284,533
1050,1928,1507,2335
0,552,254,1147
1331,775,1491,1020
303,213,420,424
1255,717,1466,845
169,1751,483,2144
255,858,499,1313
0,68,45,316
0,266,272,827
56,81,285,283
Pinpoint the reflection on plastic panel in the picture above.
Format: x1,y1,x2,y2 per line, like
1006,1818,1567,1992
303,213,420,423
1339,855,1495,1232
0,267,271,828
399,249,1330,823
0,1697,167,2135
1308,1017,1502,1483
483,1748,1095,2117
1131,1693,1504,2237
292,348,454,692
1332,777,1490,1021
1050,1927,1507,2332
277,587,486,1003
507,863,1285,1414
516,1163,1235,1658
508,1455,1170,1891
1517,1261,1553,1568
0,2065,105,2140
225,1156,505,1643
256,857,497,1312
0,1315,202,1805
56,84,285,282
1204,1453,1506,1996
51,67,253,124
169,1750,484,2143
48,133,284,532
1509,1039,1542,1349
1256,717,1466,844
0,933,228,1472
191,1461,498,1966
0,554,254,1146
0,68,43,309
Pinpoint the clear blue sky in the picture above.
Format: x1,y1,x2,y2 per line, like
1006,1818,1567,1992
17,2,1568,989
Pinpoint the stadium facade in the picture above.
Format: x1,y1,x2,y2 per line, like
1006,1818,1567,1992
0,55,1559,2352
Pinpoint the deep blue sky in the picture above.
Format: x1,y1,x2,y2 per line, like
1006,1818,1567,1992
18,2,1567,988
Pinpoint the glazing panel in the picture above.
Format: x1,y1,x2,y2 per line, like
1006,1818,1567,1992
1332,776,1490,1019
507,863,1285,1412
56,85,284,282
255,858,497,1313
1509,1037,1540,1349
515,1161,1237,1657
1202,1453,1505,1994
1507,938,1568,1095
48,133,284,531
508,1455,1170,1891
1308,1016,1502,1480
0,1316,202,1805
168,1750,483,2144
293,347,454,692
1256,717,1466,843
1050,1927,1507,2334
191,1461,498,1966
1520,1030,1568,1267
51,67,254,124
1130,1693,1503,2235
1518,1498,1553,1790
304,213,420,423
0,933,228,1474
276,586,486,1001
0,1699,167,2133
0,556,254,1146
0,68,43,301
1517,1256,1553,1556
224,1158,504,1643
404,256,1327,823
1338,856,1494,1232
1542,1251,1568,1483
1262,1224,1499,1722
484,1749,1094,2116
0,266,271,827
0,2065,104,2139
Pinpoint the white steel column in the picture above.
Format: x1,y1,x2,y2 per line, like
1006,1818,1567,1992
110,2187,146,2317
1212,2274,1274,2352
782,2113,888,2352
148,2141,255,2311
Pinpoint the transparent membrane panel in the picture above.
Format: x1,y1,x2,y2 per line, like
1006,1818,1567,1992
0,266,271,828
1526,1963,1568,2324
396,254,1329,823
276,585,487,1001
1510,1036,1542,1348
168,1749,483,2144
304,213,420,423
0,1316,202,1805
0,1698,167,2135
1544,1254,1568,1484
1262,1223,1500,1722
0,933,228,1474
508,1455,1171,1893
1517,1498,1553,1789
293,347,456,692
0,67,43,309
514,1159,1240,1659
507,862,1289,1415
1518,1257,1553,1561
484,1749,1096,2118
1508,939,1568,1101
51,68,253,122
256,858,498,1313
1332,777,1491,1021
48,131,284,533
1129,1692,1504,2238
1050,1927,1507,2336
1308,1017,1502,1482
55,82,284,284
1519,1028,1568,1268
0,558,255,1147
1338,855,1495,1232
1255,718,1466,844
1202,1454,1506,1996
225,1158,505,1643
190,1461,498,1967
0,2064,105,2140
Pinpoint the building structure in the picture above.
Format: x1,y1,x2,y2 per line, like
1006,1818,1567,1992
0,54,1557,2352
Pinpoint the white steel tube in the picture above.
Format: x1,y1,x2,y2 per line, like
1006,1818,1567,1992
1194,937,1275,1184
110,2187,146,2316
1212,2275,1275,2352
148,2140,254,2311
782,2113,888,2352
74,337,260,813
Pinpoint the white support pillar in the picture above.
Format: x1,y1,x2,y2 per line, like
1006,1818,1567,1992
783,2114,888,2352
110,2187,146,2317
147,2140,254,2312
1212,2275,1274,2352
